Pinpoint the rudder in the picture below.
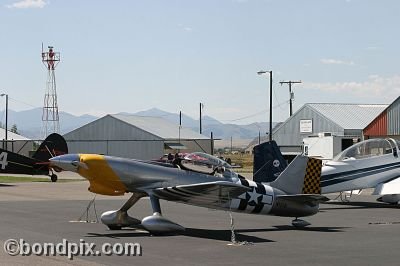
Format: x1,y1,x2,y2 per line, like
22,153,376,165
253,140,288,183
32,133,68,161
270,155,323,195
302,157,322,194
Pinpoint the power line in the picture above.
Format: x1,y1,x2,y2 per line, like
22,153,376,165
8,97,40,109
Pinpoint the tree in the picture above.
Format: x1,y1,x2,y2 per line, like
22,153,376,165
10,124,19,134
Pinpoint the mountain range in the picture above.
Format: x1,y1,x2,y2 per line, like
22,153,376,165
1,107,274,141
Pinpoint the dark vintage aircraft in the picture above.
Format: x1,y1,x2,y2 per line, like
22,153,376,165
50,151,328,234
0,133,68,182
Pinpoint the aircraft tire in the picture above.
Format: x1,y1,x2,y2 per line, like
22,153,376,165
51,174,58,182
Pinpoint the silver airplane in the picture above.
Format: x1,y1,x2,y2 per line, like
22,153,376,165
50,152,328,234
321,138,400,203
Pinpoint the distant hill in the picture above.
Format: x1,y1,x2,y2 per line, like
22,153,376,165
128,108,275,140
1,107,276,141
0,108,97,139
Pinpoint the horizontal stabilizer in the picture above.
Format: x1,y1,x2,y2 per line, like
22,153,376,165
152,181,250,208
277,194,329,204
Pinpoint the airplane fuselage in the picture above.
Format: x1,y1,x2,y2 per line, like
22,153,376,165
321,153,400,194
53,154,320,218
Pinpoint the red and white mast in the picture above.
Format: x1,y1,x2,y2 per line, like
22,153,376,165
41,45,60,138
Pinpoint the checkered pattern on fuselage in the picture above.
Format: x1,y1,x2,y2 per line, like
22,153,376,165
302,158,322,194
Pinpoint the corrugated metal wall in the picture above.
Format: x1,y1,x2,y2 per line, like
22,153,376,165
66,140,164,160
363,97,400,138
1,140,34,157
64,115,165,160
363,110,387,137
64,115,212,160
180,139,212,154
273,105,345,146
64,115,163,141
388,97,400,135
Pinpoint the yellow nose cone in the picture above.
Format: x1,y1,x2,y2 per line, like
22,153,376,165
78,154,127,196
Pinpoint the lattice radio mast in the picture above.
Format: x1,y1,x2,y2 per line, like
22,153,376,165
41,44,60,139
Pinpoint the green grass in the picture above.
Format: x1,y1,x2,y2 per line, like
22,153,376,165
0,176,83,183
227,153,254,173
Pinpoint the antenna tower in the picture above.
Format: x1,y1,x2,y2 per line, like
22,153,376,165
41,45,61,138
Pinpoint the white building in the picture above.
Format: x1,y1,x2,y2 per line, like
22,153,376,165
248,103,388,161
0,128,33,156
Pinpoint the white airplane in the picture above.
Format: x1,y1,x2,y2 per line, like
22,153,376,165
254,138,400,204
321,138,400,204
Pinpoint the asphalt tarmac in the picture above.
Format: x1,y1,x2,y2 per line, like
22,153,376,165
0,180,399,266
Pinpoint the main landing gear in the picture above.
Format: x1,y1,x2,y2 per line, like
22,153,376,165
100,193,185,234
49,170,58,182
291,218,311,228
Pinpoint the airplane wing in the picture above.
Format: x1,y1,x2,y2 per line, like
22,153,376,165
277,194,329,205
152,181,251,209
373,177,400,195
373,177,400,204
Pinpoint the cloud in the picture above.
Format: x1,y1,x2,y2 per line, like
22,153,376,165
6,0,47,9
178,24,193,33
365,46,380,51
302,75,400,101
320,58,355,66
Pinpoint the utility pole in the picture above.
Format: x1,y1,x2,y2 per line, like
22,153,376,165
230,136,233,154
178,111,182,144
257,70,273,142
210,131,214,155
0,93,8,149
279,80,302,117
199,103,204,134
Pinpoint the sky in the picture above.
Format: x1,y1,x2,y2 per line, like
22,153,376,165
0,0,399,125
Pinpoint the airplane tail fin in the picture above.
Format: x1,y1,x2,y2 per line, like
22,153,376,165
253,140,288,183
32,133,68,162
270,155,322,195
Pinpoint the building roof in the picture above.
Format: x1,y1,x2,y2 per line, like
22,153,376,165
0,128,30,140
307,103,388,129
110,114,209,140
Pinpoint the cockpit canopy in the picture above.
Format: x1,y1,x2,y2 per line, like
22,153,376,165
181,152,232,175
333,138,398,162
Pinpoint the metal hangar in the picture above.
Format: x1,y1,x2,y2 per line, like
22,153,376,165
364,96,400,140
63,114,212,160
271,103,388,158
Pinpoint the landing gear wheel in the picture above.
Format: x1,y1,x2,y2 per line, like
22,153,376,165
108,225,122,230
292,218,311,228
51,174,58,182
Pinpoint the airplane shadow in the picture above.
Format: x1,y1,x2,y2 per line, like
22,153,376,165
85,225,346,243
85,228,273,243
243,226,346,233
0,183,15,187
321,201,400,210
181,228,274,243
